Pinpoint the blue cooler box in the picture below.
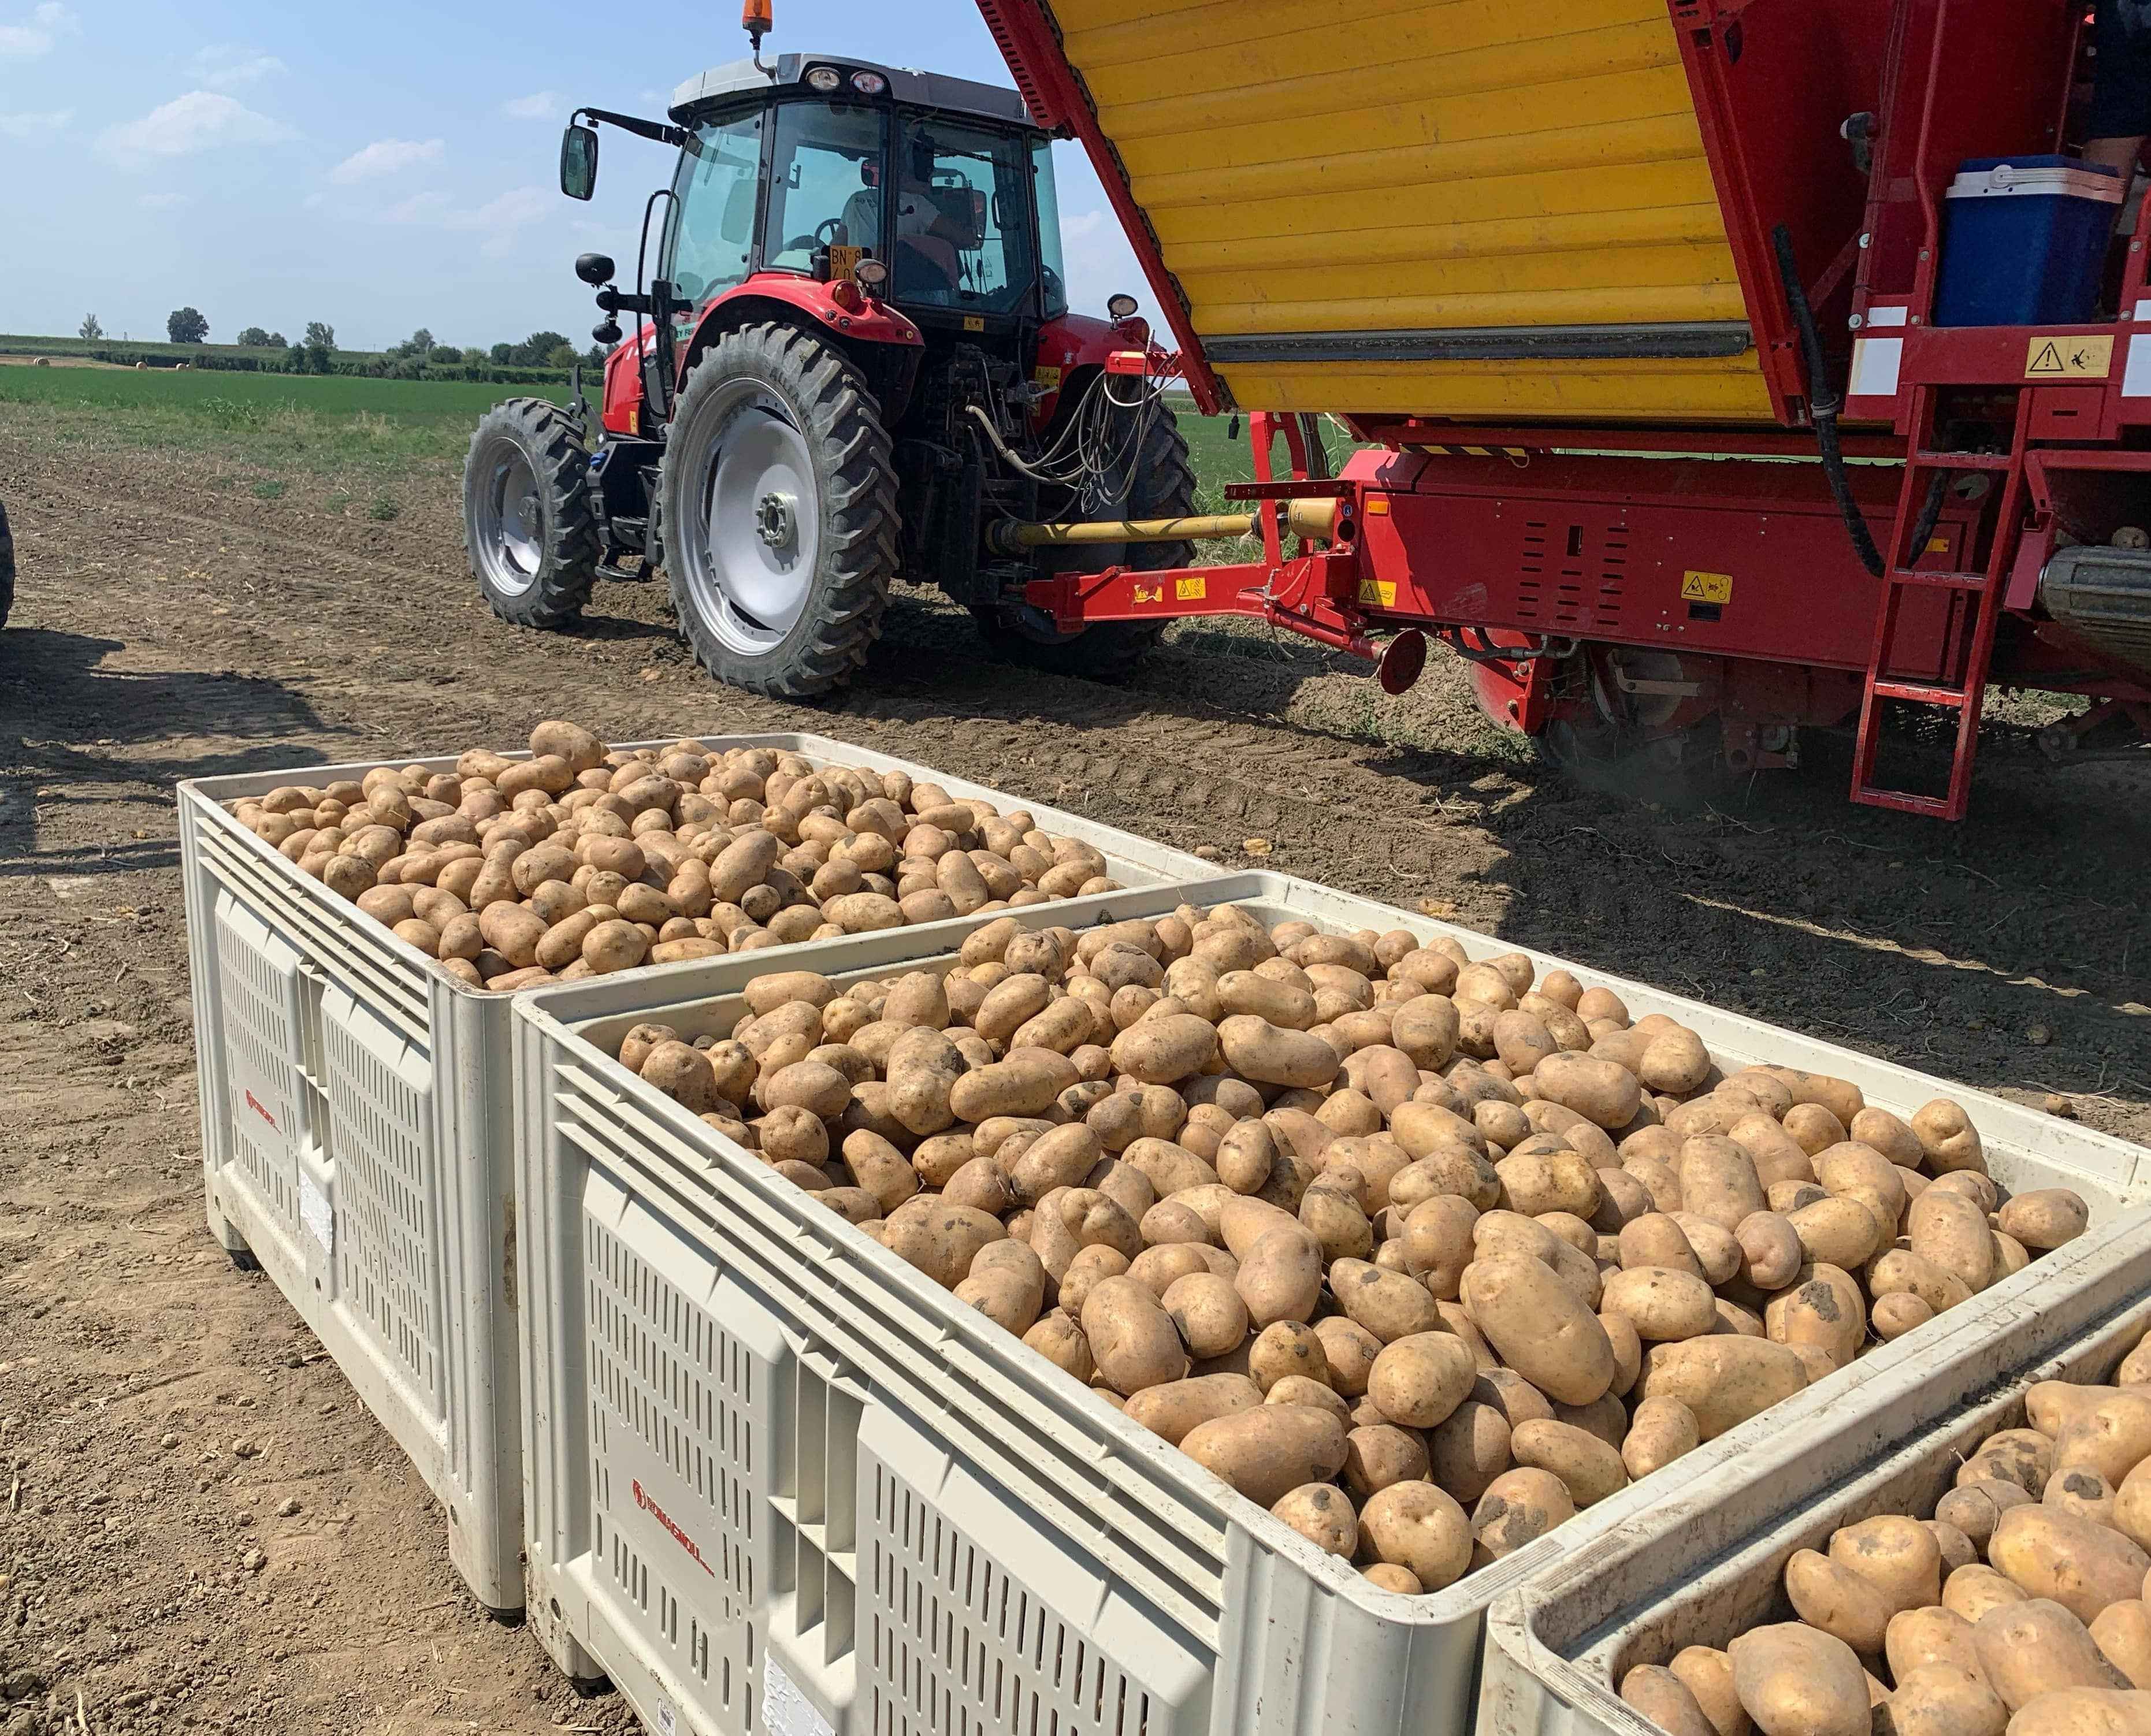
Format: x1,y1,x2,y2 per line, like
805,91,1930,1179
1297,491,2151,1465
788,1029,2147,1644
1934,155,2122,327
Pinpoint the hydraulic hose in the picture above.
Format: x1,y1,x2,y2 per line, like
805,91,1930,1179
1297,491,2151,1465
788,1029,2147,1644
1773,223,1885,579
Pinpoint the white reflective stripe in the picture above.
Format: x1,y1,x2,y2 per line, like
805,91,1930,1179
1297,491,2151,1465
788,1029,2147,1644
2123,334,2151,397
2134,299,2151,323
1849,336,1903,399
1867,305,1910,328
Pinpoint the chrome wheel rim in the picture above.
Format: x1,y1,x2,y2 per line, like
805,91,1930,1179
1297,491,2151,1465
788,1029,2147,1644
471,437,544,597
677,381,819,656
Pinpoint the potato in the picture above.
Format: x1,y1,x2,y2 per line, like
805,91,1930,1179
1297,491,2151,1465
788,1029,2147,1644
1330,1257,1445,1344
1366,1332,1478,1429
1342,1423,1431,1498
1972,1599,2130,1711
1764,1263,1866,1373
1938,1482,2037,1552
1217,1016,1341,1089
1787,1548,1897,1654
1022,1311,1094,1384
1460,1254,1616,1406
1121,1372,1262,1445
1912,1101,1987,1176
2003,1687,2151,1736
1529,1054,1642,1130
1622,1667,1722,1736
1080,1276,1190,1395
2049,1467,2119,1531
1109,1014,1220,1085
1511,1418,1627,1507
1908,1187,1997,1296
1727,1624,1870,1736
1947,1564,2031,1624
1180,1406,1347,1507
1874,1292,1935,1341
2091,1601,2151,1689
1233,1224,1324,1329
1624,1395,1701,1481
1681,1137,1769,1232
881,1198,1004,1289
1271,1481,1358,1557
1472,1467,1576,1559
1161,1272,1249,1360
1429,1399,1513,1504
1989,1507,2151,1626
1667,1648,1751,1736
1601,1266,1720,1342
1639,1336,1809,1440
1359,1481,1472,1592
2056,1393,2151,1488
1832,1515,1942,1617
1887,1606,1984,1683
1884,1664,2007,1736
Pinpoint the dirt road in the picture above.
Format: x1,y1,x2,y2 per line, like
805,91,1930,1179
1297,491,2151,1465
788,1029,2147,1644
0,431,2144,1736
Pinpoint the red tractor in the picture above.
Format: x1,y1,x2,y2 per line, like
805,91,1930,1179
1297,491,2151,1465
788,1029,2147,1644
462,9,1194,697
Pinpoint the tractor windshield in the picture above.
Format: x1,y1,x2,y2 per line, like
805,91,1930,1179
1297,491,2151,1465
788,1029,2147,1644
761,100,888,276
889,115,1040,317
665,110,764,304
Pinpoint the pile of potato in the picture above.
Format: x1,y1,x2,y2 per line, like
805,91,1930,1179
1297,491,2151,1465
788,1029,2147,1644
227,721,1128,990
1622,1327,2151,1736
611,899,2092,1597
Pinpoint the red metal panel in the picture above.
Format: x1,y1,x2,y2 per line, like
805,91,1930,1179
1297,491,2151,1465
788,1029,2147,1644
1669,0,1893,422
970,0,1227,414
1352,455,1975,672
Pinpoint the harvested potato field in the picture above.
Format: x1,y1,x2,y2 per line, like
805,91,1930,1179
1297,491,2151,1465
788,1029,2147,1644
0,422,2148,1736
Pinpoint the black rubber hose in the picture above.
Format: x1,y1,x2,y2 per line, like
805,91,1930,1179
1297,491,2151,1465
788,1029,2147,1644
1773,222,1886,579
1907,466,1952,562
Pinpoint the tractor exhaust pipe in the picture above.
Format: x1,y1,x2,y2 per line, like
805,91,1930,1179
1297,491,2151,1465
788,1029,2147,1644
989,497,1340,555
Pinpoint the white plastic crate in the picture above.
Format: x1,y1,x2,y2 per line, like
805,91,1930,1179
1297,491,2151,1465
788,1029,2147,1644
178,732,1219,1614
1477,1256,2151,1736
508,869,2149,1734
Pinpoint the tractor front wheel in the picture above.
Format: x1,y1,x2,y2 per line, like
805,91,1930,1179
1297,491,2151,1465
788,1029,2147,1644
463,399,600,629
660,322,897,698
971,402,1197,683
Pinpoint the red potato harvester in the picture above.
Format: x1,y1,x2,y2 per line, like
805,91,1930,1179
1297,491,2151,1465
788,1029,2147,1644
974,0,2151,816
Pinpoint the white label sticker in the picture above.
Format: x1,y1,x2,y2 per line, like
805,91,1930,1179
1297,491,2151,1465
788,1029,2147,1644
763,1656,837,1736
1848,336,1903,399
299,1170,333,1255
651,1700,678,1736
2124,334,2151,399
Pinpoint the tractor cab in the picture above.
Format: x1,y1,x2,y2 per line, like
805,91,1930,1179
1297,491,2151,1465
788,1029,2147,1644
663,54,1066,334
462,7,1194,700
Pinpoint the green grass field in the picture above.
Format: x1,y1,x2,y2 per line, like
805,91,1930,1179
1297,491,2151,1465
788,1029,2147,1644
0,363,1262,500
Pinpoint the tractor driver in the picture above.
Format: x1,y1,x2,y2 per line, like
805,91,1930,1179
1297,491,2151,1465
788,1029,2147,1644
2086,0,2151,181
837,135,968,297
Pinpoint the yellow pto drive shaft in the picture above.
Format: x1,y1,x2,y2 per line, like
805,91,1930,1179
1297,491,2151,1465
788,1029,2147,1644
989,497,1339,554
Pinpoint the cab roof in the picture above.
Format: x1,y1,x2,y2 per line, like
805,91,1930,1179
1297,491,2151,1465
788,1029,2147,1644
670,54,1037,131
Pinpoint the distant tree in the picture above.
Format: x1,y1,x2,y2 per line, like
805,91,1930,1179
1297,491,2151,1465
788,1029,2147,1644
508,329,571,366
489,341,514,365
285,343,307,374
461,347,486,366
78,313,103,341
268,332,286,348
584,342,609,368
544,343,578,369
388,327,436,360
428,344,462,365
304,342,332,374
167,306,209,344
303,320,335,351
236,326,276,347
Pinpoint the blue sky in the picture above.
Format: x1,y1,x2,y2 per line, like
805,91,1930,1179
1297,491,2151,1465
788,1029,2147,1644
0,0,1152,349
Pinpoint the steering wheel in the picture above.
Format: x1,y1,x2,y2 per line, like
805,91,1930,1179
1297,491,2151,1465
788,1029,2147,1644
815,217,845,246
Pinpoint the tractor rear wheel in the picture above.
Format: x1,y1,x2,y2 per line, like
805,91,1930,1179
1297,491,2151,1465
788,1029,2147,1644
971,402,1197,683
661,322,897,698
0,497,13,631
463,398,600,629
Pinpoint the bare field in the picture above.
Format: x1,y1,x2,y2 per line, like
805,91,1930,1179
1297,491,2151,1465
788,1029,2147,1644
0,404,2145,1736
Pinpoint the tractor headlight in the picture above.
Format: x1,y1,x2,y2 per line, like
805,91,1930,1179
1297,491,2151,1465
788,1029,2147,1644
1107,292,1139,321
854,257,889,290
850,70,887,95
804,65,842,92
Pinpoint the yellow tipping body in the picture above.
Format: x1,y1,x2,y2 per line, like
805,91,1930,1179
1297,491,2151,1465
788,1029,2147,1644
1050,0,1776,424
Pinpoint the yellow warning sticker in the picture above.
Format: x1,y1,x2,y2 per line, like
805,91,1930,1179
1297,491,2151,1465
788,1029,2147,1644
1175,577,1206,601
2026,334,2113,378
964,315,986,332
1358,578,1398,607
1132,582,1163,605
1681,570,1733,604
1031,366,1063,389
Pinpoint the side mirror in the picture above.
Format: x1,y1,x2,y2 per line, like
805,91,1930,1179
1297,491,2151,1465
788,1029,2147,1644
560,122,599,200
575,251,616,286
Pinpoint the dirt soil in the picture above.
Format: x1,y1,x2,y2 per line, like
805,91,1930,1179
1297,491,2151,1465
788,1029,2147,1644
0,431,2145,1736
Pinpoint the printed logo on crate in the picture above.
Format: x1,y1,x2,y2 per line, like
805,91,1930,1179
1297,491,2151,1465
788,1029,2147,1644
631,1479,715,1579
242,1088,280,1132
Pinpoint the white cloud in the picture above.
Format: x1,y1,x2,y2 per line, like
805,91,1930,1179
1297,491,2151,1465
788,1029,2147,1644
0,106,69,138
501,91,558,120
192,45,286,89
97,91,296,164
139,191,192,210
0,2,75,58
330,136,443,185
379,183,552,258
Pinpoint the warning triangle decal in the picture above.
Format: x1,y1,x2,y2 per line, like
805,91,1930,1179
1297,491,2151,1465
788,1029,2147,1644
2027,341,2067,375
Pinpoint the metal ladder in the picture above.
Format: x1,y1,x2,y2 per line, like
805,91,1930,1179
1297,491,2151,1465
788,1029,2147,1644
1849,385,2031,818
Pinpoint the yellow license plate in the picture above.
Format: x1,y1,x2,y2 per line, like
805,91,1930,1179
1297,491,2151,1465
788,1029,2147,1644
828,245,863,280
